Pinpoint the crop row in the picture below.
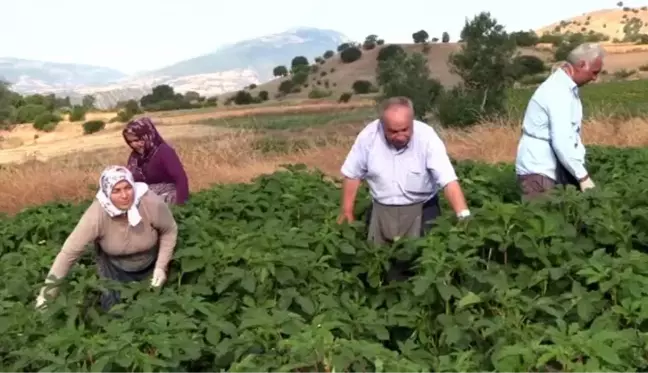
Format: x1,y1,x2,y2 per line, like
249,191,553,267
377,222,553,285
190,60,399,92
1,146,648,371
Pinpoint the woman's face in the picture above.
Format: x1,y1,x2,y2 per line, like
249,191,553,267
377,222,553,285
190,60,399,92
124,132,145,154
110,180,135,210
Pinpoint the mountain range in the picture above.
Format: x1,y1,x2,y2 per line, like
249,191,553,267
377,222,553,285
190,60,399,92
0,27,349,109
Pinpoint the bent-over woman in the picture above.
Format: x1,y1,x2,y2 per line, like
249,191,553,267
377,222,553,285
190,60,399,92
36,165,178,311
123,117,189,205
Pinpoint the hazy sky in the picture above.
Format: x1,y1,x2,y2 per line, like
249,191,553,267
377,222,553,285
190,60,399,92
2,0,633,74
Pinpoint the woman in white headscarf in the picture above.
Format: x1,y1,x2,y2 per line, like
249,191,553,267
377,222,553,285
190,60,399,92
35,165,178,311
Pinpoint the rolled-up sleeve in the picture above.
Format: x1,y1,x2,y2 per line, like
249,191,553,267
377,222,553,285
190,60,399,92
340,133,368,179
425,130,458,188
546,94,588,180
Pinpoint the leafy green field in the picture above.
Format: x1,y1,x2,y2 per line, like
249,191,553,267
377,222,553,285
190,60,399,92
507,79,648,120
195,107,375,130
2,146,648,371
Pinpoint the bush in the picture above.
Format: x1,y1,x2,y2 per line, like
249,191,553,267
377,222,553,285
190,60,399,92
377,45,405,61
338,92,352,103
352,80,373,94
278,80,294,95
233,90,254,105
436,86,485,128
68,105,86,122
15,104,48,124
117,110,135,122
323,50,334,59
340,47,362,63
258,90,269,101
82,120,105,135
291,71,309,86
273,65,288,77
291,56,309,69
510,55,546,79
307,88,332,99
32,112,61,132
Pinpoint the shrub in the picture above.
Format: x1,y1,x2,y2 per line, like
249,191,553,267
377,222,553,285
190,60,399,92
82,120,105,135
258,90,269,101
273,65,288,77
291,56,309,69
32,112,60,132
338,92,352,103
117,110,135,122
233,90,253,105
15,104,48,124
291,71,309,86
308,88,332,99
340,47,362,63
442,31,450,43
352,80,373,94
377,45,405,61
510,55,546,79
278,80,294,95
68,105,86,121
323,50,334,59
436,87,484,128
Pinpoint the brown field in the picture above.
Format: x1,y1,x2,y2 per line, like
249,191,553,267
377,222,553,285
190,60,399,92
1,103,648,215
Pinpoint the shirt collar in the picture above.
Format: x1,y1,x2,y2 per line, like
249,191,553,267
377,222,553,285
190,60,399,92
555,68,579,96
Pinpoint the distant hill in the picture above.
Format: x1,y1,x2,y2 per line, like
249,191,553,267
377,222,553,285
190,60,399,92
143,27,349,82
1,28,349,109
536,6,648,42
0,57,126,92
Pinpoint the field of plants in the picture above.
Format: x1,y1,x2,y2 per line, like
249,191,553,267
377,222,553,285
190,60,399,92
507,79,648,118
2,145,648,371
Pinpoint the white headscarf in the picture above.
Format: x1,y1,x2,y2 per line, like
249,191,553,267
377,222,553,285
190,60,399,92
96,165,149,227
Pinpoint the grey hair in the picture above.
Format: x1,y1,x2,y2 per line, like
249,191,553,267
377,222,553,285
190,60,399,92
566,42,605,65
379,96,414,119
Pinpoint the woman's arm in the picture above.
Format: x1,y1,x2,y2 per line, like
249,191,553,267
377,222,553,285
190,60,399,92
40,202,102,297
149,194,178,272
159,145,189,204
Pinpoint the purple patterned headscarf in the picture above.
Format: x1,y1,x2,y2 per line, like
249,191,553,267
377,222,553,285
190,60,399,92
122,117,165,181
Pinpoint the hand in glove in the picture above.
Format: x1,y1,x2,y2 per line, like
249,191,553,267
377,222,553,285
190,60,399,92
580,177,595,191
150,268,167,288
35,278,57,311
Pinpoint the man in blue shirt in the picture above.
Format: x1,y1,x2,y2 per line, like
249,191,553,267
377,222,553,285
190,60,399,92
515,42,604,199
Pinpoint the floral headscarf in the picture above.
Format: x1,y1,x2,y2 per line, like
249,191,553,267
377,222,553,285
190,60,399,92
96,165,149,226
122,117,165,181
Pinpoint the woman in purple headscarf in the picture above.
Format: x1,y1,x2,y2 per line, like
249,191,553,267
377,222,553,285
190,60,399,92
122,117,189,205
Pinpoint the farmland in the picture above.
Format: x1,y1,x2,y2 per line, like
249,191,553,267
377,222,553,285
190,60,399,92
2,145,648,371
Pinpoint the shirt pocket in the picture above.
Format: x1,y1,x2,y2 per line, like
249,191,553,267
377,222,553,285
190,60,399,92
404,170,431,193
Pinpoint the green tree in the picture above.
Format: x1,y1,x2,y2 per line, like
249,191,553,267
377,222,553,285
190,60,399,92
412,30,429,43
510,30,540,46
340,47,362,63
442,32,450,43
273,65,288,77
290,56,309,70
376,52,443,120
363,34,378,50
323,50,334,59
82,95,96,110
448,12,516,120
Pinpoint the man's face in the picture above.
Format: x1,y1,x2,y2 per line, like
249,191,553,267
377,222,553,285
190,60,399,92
573,57,603,86
382,107,414,149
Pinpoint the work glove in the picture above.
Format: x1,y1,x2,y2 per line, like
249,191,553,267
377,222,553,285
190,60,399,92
150,268,167,288
35,278,57,311
580,177,595,191
456,209,471,221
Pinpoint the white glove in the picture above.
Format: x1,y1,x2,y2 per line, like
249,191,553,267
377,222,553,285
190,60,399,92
457,209,471,220
580,177,595,191
150,268,167,287
35,278,57,311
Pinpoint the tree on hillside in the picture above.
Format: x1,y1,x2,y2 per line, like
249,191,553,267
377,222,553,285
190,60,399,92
442,32,450,43
273,65,288,77
510,30,540,47
445,12,516,124
82,95,96,110
291,56,309,70
323,50,334,59
337,43,353,52
363,34,379,50
412,30,429,44
376,52,443,120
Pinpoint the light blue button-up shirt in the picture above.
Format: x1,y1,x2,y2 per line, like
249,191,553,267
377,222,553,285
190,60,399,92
515,68,587,181
341,119,458,205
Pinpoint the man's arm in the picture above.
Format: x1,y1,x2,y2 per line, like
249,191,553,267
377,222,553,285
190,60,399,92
546,95,589,181
338,133,368,220
425,131,470,217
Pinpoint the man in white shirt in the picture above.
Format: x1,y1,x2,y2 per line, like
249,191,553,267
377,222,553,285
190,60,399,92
515,42,604,199
337,96,471,279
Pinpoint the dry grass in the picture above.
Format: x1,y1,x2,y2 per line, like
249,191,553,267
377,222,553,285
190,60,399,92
2,114,648,215
535,7,648,41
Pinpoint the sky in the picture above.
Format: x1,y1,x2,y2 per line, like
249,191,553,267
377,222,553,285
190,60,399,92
2,0,639,74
